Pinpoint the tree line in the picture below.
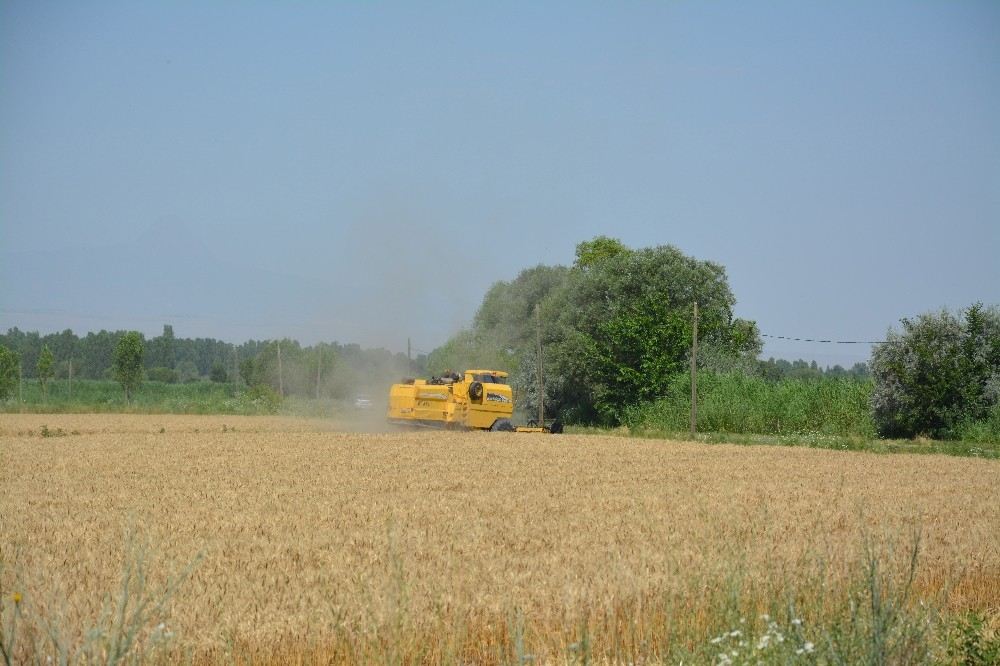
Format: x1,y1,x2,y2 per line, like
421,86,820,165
0,326,422,402
757,358,869,381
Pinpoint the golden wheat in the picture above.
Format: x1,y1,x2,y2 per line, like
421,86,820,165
2,414,998,663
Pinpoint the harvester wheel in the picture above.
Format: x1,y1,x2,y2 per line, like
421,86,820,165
490,419,515,432
469,381,484,401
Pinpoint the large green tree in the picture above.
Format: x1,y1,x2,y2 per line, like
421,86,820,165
545,242,760,423
113,331,144,403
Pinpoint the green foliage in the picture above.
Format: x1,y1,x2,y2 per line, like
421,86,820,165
826,530,931,665
547,243,760,424
176,360,200,383
242,384,282,414
145,324,176,370
626,372,876,437
0,378,285,415
113,331,144,403
146,366,178,383
951,404,1000,444
0,326,408,402
209,361,228,383
573,235,630,269
36,345,54,396
426,330,509,375
433,238,761,425
0,345,19,401
239,357,258,386
871,304,1000,438
758,357,870,381
947,611,1000,666
473,264,570,353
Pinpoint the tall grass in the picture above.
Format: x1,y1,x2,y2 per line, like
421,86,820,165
626,372,877,438
951,405,1000,443
0,379,277,415
1,528,201,665
8,527,983,665
29,528,987,665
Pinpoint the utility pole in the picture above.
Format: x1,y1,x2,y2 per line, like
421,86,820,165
536,304,544,427
407,337,412,367
68,359,73,399
18,361,23,403
690,301,698,438
277,341,284,397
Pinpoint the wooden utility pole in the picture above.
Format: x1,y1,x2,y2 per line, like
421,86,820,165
690,302,698,438
18,361,23,403
536,304,544,427
407,338,412,366
277,341,284,397
68,359,73,399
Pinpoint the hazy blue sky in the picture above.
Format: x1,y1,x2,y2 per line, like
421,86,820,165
2,1,997,365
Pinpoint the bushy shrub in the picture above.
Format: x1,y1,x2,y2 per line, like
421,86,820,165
176,360,200,383
870,304,1000,439
209,361,228,383
243,384,282,414
147,367,179,383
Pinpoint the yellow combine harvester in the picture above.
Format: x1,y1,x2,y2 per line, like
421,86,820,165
387,369,559,432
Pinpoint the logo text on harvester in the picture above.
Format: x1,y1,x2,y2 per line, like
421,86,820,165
486,393,511,403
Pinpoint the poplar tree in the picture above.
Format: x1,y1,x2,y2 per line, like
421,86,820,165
113,332,144,403
37,344,55,397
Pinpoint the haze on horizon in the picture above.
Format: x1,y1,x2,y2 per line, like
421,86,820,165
1,1,997,367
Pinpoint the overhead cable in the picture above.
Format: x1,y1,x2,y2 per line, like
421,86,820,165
761,333,890,345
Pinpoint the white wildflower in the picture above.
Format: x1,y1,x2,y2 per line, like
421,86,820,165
803,641,815,653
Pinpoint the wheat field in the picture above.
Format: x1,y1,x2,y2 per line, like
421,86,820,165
2,414,998,663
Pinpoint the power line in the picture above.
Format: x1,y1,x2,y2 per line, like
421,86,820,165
761,333,890,345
